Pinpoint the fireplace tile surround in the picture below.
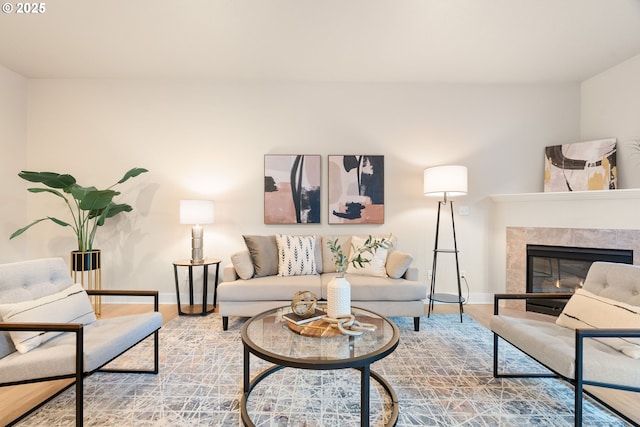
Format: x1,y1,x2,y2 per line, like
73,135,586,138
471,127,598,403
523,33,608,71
506,227,640,296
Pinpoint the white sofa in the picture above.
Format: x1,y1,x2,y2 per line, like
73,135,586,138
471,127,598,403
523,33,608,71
218,234,427,331
491,261,640,426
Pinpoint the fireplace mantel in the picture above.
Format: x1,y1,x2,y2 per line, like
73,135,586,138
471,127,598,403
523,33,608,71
490,188,640,203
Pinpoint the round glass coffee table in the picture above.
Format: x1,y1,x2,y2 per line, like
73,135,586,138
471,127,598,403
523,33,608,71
240,305,399,427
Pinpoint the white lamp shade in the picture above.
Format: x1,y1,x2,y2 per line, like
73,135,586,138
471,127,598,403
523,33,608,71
423,165,468,197
179,200,215,225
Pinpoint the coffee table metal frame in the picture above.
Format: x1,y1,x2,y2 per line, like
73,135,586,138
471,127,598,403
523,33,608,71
240,306,400,427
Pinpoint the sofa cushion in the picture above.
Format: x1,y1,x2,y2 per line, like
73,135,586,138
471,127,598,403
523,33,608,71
276,235,317,276
556,288,640,358
0,283,96,353
218,275,322,301
0,311,162,383
386,251,413,279
346,235,390,277
231,250,254,280
243,235,278,277
491,315,640,388
320,273,425,301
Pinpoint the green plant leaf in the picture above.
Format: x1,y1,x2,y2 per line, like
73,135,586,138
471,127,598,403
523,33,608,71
18,171,76,189
79,190,119,211
28,187,66,199
117,167,148,184
69,184,97,201
10,217,71,239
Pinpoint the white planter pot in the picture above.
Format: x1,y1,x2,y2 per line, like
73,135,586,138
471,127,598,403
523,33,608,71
327,276,351,318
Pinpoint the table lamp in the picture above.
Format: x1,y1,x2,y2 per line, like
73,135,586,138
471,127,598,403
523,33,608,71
180,200,215,263
423,165,468,322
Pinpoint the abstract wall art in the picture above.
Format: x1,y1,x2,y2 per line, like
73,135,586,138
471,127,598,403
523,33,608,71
264,155,321,224
544,138,617,192
328,155,384,224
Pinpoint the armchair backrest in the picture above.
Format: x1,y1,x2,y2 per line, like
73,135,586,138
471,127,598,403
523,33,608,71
583,261,640,307
0,257,74,357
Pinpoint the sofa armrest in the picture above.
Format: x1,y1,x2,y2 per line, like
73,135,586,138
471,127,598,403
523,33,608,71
87,289,159,311
493,292,573,315
222,263,239,282
404,266,418,281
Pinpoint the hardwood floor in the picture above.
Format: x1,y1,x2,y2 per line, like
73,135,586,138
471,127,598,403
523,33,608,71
2,303,637,425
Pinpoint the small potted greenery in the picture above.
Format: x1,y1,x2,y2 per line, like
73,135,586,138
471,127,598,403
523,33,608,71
327,235,393,276
10,167,149,271
326,235,393,319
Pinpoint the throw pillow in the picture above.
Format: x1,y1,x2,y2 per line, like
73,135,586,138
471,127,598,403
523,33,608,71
243,235,278,277
346,235,390,277
0,283,97,354
556,288,640,359
386,251,413,279
231,250,254,280
276,235,318,277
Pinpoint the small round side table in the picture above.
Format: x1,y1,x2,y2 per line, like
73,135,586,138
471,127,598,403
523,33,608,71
172,258,221,316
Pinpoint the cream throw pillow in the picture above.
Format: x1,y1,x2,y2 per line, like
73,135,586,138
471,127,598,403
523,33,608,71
386,251,413,279
346,235,390,277
231,250,254,280
276,235,317,276
556,288,640,359
0,283,96,354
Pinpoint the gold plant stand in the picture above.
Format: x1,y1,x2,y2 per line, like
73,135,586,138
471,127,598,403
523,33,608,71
70,249,102,316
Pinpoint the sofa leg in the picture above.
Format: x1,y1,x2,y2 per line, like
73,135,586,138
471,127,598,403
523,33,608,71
222,316,229,331
414,317,420,331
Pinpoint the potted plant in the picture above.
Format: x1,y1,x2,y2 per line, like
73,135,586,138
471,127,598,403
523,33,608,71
326,235,393,318
10,167,149,270
327,235,393,276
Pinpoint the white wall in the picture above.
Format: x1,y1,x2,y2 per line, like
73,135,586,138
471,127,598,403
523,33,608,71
0,65,27,262
581,53,640,188
22,80,579,302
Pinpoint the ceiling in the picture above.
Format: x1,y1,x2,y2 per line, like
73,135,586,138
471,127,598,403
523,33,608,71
1,0,640,83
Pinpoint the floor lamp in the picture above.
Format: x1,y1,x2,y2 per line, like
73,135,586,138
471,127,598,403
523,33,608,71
423,165,468,322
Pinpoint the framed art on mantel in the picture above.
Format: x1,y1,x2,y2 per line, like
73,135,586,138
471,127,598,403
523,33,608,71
544,138,617,192
328,155,384,224
264,155,321,224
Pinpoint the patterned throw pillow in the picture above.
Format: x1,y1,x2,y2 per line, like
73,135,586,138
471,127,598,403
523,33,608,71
276,235,318,277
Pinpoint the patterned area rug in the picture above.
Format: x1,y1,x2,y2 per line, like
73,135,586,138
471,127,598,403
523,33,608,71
19,313,628,426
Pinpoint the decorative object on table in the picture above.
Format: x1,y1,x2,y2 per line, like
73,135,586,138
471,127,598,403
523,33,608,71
179,200,215,263
290,290,319,317
264,154,321,224
283,309,327,326
10,167,149,314
326,235,393,318
424,165,468,322
328,155,384,224
544,138,617,192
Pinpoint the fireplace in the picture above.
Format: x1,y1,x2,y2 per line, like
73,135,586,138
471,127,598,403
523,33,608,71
526,244,633,315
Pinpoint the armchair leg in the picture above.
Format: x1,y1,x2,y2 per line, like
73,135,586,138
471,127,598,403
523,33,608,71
222,316,229,331
413,317,420,331
153,330,159,374
76,328,84,427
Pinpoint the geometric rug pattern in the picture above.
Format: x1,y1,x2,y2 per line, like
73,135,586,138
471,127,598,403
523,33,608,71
18,313,628,426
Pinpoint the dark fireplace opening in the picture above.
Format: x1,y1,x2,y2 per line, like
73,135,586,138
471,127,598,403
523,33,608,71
526,244,633,316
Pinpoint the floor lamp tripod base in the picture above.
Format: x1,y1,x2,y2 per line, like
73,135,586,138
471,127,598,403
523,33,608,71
427,200,465,323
